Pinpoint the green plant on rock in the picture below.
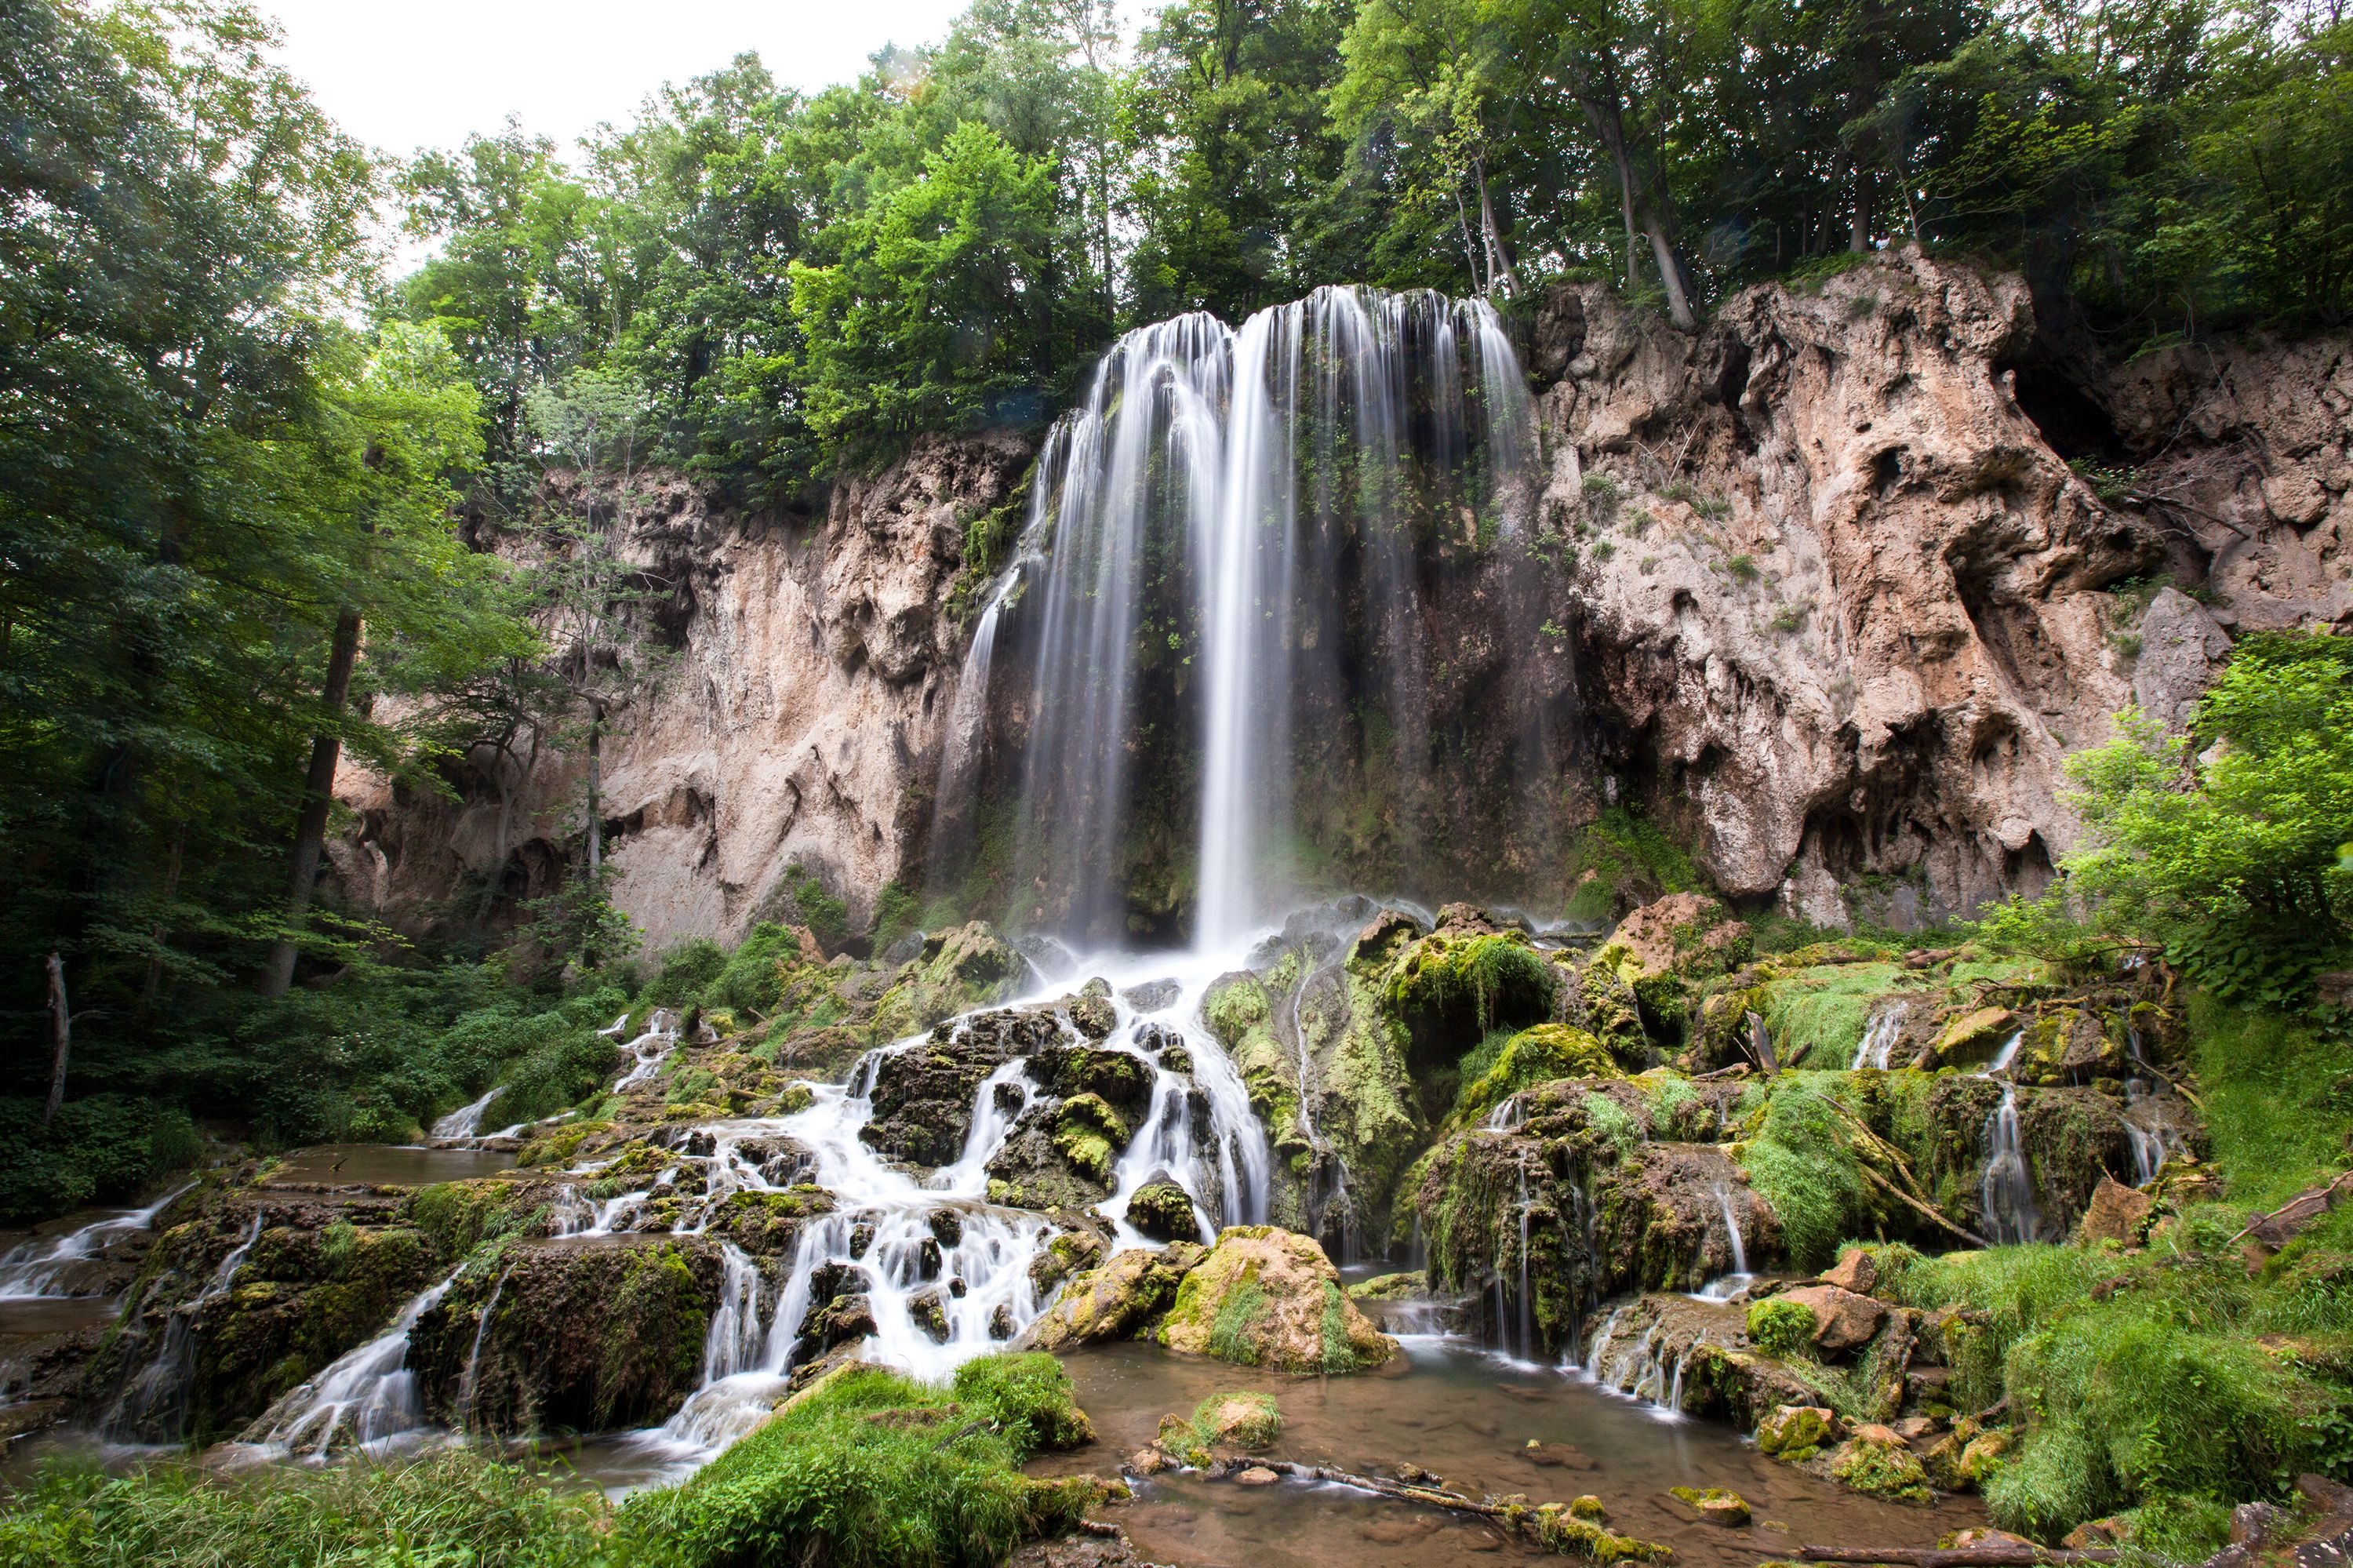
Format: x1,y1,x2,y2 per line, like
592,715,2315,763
1388,933,1555,1035
1190,1390,1280,1449
1735,1075,1877,1271
1452,1024,1616,1127
1746,1297,1817,1358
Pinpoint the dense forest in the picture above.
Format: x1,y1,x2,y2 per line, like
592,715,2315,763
2,0,2348,1201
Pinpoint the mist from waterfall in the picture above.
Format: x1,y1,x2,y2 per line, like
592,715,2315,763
929,286,1548,946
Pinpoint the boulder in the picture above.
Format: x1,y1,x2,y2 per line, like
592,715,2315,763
1830,1424,1933,1503
1020,1242,1205,1352
1929,1007,2017,1068
1126,1180,1201,1244
1777,1283,1886,1353
860,1031,1017,1166
1066,979,1118,1040
1191,1390,1280,1449
2077,1174,2155,1246
1604,894,1750,977
1755,1403,1838,1461
1667,1486,1751,1526
1157,1226,1395,1373
1819,1246,1878,1296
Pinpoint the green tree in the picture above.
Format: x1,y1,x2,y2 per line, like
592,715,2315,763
2060,632,2353,1007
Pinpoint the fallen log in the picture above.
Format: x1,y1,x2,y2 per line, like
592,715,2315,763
1222,1459,1672,1560
1796,1548,2119,1565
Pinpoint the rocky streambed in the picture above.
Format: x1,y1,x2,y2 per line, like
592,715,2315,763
0,895,2218,1563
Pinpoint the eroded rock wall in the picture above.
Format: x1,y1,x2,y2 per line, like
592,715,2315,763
1539,252,2164,925
329,431,1033,951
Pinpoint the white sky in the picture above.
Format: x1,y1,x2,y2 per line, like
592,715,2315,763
260,0,995,158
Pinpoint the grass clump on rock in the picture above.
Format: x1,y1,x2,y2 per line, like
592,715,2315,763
1744,1297,1817,1358
635,1353,1100,1568
1158,1226,1395,1373
1191,1390,1280,1448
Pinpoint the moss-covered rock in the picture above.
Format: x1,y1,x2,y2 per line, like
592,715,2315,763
1126,1180,1201,1243
1190,1390,1279,1448
1157,1226,1393,1373
1829,1424,1933,1502
1667,1485,1751,1526
1453,1024,1617,1127
1021,1242,1204,1352
1756,1402,1838,1461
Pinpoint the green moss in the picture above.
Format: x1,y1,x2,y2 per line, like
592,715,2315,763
404,1181,522,1257
1191,1390,1279,1448
1831,1435,1932,1503
1206,1273,1269,1366
1736,1075,1876,1270
1453,1024,1616,1126
1757,962,1906,1068
2191,993,2353,1207
1388,933,1556,1035
1747,1298,1817,1357
1050,1093,1128,1184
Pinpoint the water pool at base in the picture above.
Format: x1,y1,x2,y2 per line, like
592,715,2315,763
1027,1337,1984,1568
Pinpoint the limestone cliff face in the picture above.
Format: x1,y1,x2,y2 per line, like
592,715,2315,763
1542,253,2155,924
334,256,2337,946
329,431,1033,951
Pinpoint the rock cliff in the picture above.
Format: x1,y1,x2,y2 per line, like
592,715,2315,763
330,255,2341,942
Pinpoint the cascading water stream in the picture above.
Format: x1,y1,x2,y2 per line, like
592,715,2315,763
106,1209,263,1437
1850,1002,1910,1071
0,1183,191,1301
1976,1034,2040,1244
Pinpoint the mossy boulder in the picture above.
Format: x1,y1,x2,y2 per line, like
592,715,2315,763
1157,1226,1394,1373
1126,1180,1201,1243
1929,1006,2018,1068
1602,893,1751,980
1667,1486,1751,1526
1191,1390,1280,1448
1020,1242,1205,1352
1049,1093,1129,1184
1756,1402,1838,1461
1829,1424,1933,1502
862,923,1026,1042
1453,1024,1618,1127
1347,1271,1427,1301
860,1031,1020,1167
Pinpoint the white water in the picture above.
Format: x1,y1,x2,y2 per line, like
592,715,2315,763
0,1182,191,1300
612,1010,682,1091
248,1264,463,1459
107,1209,263,1437
1691,1183,1755,1301
1972,1031,2040,1244
431,1087,502,1143
1850,1001,1910,1070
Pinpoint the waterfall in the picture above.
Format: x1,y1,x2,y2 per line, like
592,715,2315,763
612,1010,682,1091
1980,1083,2042,1244
454,1261,513,1430
106,1209,263,1439
1851,1002,1909,1070
955,287,1544,939
431,1087,502,1143
245,1265,464,1459
0,1183,191,1301
1691,1182,1755,1301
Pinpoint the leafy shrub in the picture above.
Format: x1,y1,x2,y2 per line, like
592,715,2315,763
0,1097,202,1226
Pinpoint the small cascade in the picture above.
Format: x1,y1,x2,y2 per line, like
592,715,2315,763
1851,1002,1911,1070
106,1210,264,1438
1691,1184,1755,1301
431,1087,502,1143
1986,1029,2024,1075
1484,1095,1524,1133
247,1264,463,1459
612,1010,682,1091
2122,1080,2190,1185
453,1261,513,1430
1980,1083,2042,1244
1579,1305,1685,1419
0,1183,191,1301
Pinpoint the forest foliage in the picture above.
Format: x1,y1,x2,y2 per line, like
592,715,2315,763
2,0,2348,1213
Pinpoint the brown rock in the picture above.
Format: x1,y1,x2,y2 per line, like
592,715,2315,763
1234,1465,1278,1486
1778,1283,1886,1353
2077,1174,2155,1246
1819,1246,1878,1296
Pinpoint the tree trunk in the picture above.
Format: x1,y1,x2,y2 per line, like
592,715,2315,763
586,698,606,879
1475,158,1520,297
1851,166,1873,253
44,953,70,1126
1583,95,1693,329
259,608,362,998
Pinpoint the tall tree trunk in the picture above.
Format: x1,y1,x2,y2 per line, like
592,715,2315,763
586,697,606,879
1851,166,1873,253
1583,95,1693,329
259,609,362,998
44,953,71,1126
1476,158,1521,297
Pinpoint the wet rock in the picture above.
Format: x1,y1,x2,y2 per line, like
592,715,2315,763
2077,1173,2155,1246
1125,1180,1200,1243
928,1208,965,1248
849,1223,875,1258
1777,1283,1885,1354
1122,980,1181,1013
1021,1242,1206,1352
1127,1444,1170,1475
988,1303,1016,1340
1035,1043,1151,1118
1829,1424,1933,1503
1929,1006,2017,1068
1755,1403,1838,1461
1667,1486,1752,1526
860,1031,1019,1167
1067,979,1118,1040
800,1291,877,1352
987,1111,1115,1212
1157,1226,1395,1373
1049,1094,1131,1184
1347,1271,1427,1301
1029,1228,1108,1295
907,1286,950,1344
1234,1465,1278,1486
